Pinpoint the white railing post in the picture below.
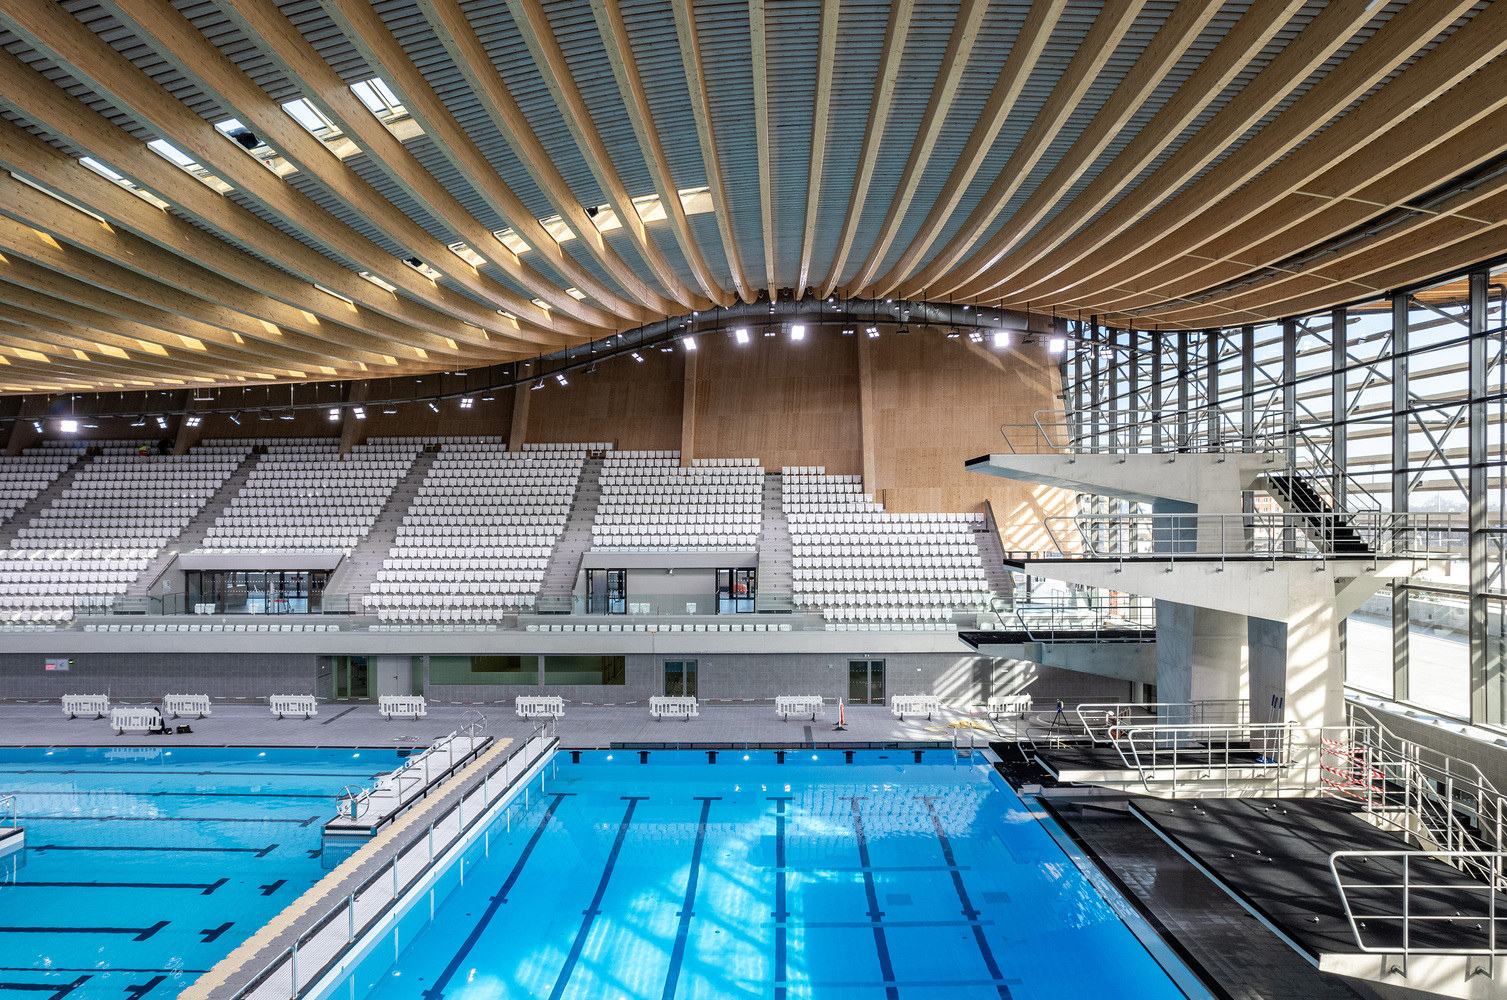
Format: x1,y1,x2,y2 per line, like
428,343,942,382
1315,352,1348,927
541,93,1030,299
289,944,298,1000
347,894,355,942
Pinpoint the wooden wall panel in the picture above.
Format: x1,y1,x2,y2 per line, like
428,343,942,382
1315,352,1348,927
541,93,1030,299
524,350,682,449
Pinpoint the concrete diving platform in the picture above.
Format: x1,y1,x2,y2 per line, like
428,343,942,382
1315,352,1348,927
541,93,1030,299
322,730,489,865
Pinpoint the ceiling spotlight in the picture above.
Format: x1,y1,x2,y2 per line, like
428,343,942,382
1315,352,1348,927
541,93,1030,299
866,327,879,339
583,363,596,374
945,328,960,339
968,330,984,344
790,324,805,341
328,407,341,421
1048,337,1066,354
278,411,295,421
631,352,644,363
841,328,855,336
993,331,1010,349
683,335,697,351
896,325,909,336
130,415,146,427
734,327,750,345
352,407,366,420
530,379,545,390
459,397,474,409
229,412,242,425
59,419,77,434
185,415,202,427
259,410,274,422
764,327,776,337
157,415,169,428
428,401,439,412
555,373,568,386
383,404,397,414
30,421,42,433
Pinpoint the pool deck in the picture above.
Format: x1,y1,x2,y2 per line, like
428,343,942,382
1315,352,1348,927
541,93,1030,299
0,700,1015,748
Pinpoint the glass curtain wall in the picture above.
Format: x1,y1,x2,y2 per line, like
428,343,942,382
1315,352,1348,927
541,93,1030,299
1062,259,1507,727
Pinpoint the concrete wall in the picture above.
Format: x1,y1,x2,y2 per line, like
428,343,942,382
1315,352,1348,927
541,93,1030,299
0,652,320,700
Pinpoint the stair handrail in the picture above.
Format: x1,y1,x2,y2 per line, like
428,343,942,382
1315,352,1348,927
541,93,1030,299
999,408,1285,456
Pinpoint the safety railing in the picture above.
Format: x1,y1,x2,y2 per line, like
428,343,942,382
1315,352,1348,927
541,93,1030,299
1074,700,1249,744
1005,595,1157,638
0,794,14,829
334,722,490,832
1042,511,1464,562
1330,850,1507,971
998,408,1286,456
233,721,558,1000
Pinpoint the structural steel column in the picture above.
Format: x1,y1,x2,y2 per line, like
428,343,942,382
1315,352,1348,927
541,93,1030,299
1177,329,1190,451
1282,319,1298,553
1130,330,1141,450
1471,270,1490,724
1331,307,1347,510
1241,324,1255,452
1392,294,1410,704
1090,319,1102,451
1206,329,1220,451
1151,331,1163,452
1108,325,1120,452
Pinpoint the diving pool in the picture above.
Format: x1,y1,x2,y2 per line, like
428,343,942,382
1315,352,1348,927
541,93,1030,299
0,746,406,1000
328,750,1202,1000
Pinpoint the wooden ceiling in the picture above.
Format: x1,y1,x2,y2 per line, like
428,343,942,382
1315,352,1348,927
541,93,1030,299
0,1,1503,392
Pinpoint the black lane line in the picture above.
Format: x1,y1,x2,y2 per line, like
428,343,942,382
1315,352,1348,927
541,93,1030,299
420,793,573,1000
769,797,792,1000
0,922,167,942
198,923,233,944
919,797,1011,1000
122,975,166,1000
661,797,718,1000
0,971,205,977
0,976,90,1000
259,880,287,896
320,706,360,725
548,796,647,1000
843,797,898,1000
20,815,321,826
30,844,278,857
3,878,228,895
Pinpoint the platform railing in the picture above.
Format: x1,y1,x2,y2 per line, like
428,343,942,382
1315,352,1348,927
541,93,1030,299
1073,700,1249,744
0,794,14,829
1330,850,1507,972
233,721,557,1000
1042,511,1463,562
998,408,1286,456
1003,595,1157,637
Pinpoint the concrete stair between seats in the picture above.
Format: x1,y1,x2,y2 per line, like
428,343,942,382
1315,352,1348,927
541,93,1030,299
755,473,793,612
536,456,603,613
131,451,261,595
975,516,1015,610
0,452,91,551
323,448,438,610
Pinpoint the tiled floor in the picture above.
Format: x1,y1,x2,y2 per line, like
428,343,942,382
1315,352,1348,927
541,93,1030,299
1045,800,1389,1000
0,701,1012,748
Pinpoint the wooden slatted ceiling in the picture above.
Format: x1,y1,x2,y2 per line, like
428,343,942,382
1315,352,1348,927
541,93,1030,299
0,0,1496,393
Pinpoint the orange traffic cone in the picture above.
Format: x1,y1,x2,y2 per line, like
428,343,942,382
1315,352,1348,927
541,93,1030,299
834,697,847,731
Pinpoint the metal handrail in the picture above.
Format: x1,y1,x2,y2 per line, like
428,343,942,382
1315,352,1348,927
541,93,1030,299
1074,700,1249,744
1330,850,1507,965
0,794,14,829
233,720,557,1000
998,408,1287,456
1043,511,1464,562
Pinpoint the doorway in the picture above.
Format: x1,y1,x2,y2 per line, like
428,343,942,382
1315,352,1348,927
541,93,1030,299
335,656,369,699
586,568,627,614
665,659,698,698
848,659,885,704
716,568,757,613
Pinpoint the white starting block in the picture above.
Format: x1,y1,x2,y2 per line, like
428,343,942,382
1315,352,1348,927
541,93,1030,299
515,695,565,720
890,694,941,721
379,696,427,720
110,707,163,735
269,695,318,720
775,696,825,721
162,694,212,719
649,696,698,722
62,694,110,719
987,694,1033,720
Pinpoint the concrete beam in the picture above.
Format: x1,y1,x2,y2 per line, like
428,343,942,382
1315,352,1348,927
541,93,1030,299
966,452,1281,510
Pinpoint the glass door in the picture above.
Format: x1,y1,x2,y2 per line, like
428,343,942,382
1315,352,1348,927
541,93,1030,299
664,660,697,698
848,659,885,704
587,569,628,614
717,569,757,613
335,656,369,699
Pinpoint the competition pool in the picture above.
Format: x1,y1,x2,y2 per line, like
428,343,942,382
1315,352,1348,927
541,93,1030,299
328,750,1202,1000
0,746,406,1000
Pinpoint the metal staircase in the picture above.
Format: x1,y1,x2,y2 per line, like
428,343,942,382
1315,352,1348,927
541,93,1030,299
1264,473,1373,555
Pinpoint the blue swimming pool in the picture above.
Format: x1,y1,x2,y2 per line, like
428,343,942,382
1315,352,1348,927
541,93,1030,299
0,746,405,1000
330,751,1202,1000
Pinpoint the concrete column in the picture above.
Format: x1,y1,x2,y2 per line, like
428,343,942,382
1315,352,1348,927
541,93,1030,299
508,387,529,453
1249,604,1343,729
681,348,697,467
1156,600,1247,723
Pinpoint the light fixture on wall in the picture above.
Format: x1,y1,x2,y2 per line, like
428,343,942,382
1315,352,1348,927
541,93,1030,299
993,331,1010,349
631,352,644,363
530,379,545,390
129,415,146,427
228,412,242,425
352,406,366,420
185,415,202,427
555,373,568,386
459,397,473,409
866,327,879,339
58,419,77,433
945,328,960,339
734,327,749,345
790,324,805,341
156,415,169,428
427,400,439,413
1048,337,1066,354
327,407,340,421
683,335,697,351
968,330,984,344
